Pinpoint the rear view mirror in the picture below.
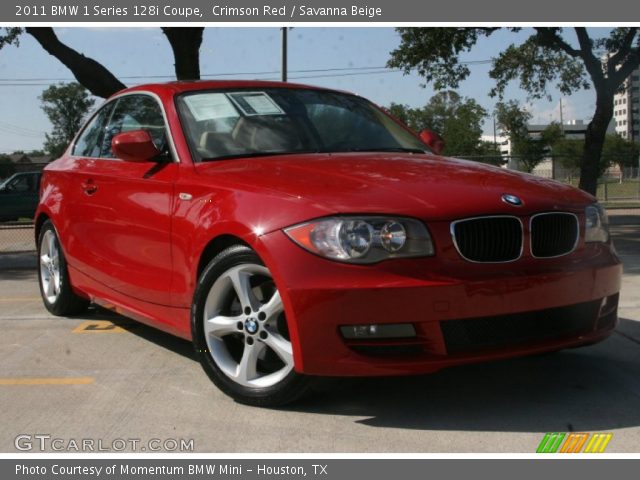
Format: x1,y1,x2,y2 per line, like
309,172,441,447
419,129,445,156
112,130,161,163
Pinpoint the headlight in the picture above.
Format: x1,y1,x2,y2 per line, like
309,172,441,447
284,216,434,263
585,203,610,243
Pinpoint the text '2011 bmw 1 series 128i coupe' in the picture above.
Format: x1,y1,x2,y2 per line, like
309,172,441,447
35,81,622,406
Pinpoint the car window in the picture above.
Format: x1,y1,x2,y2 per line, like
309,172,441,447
72,102,115,157
177,88,427,162
3,174,37,193
6,175,29,192
100,95,167,159
305,103,396,150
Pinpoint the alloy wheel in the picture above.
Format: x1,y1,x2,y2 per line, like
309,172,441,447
202,263,294,389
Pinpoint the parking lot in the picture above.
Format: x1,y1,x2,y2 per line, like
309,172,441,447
0,211,639,453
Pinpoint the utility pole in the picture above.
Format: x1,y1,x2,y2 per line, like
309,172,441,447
559,98,565,135
493,115,497,148
281,27,288,82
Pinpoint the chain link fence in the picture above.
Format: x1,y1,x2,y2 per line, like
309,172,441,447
0,221,35,253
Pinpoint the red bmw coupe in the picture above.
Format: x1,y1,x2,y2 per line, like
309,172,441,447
35,81,622,406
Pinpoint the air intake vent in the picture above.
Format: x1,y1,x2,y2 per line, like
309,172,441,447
530,213,579,258
452,216,522,262
441,299,601,354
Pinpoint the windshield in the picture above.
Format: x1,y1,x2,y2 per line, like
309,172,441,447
176,88,427,162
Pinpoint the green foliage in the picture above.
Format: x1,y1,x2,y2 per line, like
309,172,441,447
494,101,561,173
387,27,640,193
602,134,639,169
490,34,589,100
494,100,531,140
0,27,23,49
550,138,583,169
547,134,635,175
388,28,501,90
474,141,506,166
387,91,487,156
540,122,563,146
511,137,548,173
388,27,637,101
0,156,17,179
25,149,46,157
39,83,95,158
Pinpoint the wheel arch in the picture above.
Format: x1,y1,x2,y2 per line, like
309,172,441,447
195,234,250,282
34,212,50,244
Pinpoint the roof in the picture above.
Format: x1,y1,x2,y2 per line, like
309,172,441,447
6,154,51,164
111,80,352,99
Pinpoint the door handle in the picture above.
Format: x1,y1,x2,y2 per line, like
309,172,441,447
81,179,98,196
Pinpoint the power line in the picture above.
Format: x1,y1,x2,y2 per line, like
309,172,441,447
0,68,411,87
0,60,493,84
0,120,45,135
0,127,44,139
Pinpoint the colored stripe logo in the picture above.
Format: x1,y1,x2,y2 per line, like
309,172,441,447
537,432,612,453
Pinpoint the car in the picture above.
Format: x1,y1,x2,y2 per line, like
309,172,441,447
0,171,42,221
35,81,622,406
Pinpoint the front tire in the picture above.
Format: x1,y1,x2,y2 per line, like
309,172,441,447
37,220,89,316
192,245,310,407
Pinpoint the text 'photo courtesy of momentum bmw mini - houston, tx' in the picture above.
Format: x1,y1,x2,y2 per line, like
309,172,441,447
35,80,621,406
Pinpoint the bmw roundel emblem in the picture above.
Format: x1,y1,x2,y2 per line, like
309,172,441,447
502,194,523,206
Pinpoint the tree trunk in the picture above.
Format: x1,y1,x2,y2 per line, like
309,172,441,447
162,28,204,80
579,88,615,195
26,28,126,98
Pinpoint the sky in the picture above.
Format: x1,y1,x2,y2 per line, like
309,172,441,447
0,27,607,154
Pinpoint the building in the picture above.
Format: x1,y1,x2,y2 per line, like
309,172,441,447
613,66,640,141
486,120,604,174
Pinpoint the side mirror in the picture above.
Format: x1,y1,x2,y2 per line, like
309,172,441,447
419,129,445,156
112,130,161,163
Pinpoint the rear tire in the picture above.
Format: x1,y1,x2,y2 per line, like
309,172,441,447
192,245,310,407
37,220,89,316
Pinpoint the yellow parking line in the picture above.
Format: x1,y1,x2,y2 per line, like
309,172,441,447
72,320,128,333
0,297,41,303
0,377,94,385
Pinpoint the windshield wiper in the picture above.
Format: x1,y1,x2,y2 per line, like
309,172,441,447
201,150,320,162
328,147,427,154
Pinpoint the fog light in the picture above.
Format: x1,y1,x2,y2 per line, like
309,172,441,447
340,323,416,339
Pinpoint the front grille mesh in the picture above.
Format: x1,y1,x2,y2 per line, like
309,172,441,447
441,300,601,354
452,217,522,262
530,213,579,257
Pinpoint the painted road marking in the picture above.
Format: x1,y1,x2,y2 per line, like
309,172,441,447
0,377,94,385
72,320,136,333
0,297,41,303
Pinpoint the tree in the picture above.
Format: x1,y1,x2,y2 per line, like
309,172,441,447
388,91,487,156
39,83,95,158
0,27,204,98
388,27,640,195
602,134,639,172
475,140,506,166
550,138,584,170
0,156,16,179
494,100,559,173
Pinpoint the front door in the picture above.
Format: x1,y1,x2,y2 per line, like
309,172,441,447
68,93,177,306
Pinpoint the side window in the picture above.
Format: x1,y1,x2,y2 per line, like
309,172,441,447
6,175,29,193
100,95,167,159
72,102,115,157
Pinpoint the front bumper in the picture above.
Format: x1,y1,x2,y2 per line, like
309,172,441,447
258,230,622,377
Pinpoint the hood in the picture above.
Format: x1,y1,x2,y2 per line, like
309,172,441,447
195,153,594,221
